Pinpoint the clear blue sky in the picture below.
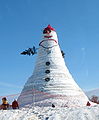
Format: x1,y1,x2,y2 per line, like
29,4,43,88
0,0,99,97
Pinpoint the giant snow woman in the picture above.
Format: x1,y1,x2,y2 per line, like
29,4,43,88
18,25,89,107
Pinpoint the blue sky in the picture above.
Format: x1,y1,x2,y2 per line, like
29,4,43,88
0,0,99,97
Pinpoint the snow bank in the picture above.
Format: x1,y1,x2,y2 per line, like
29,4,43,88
0,109,39,120
0,105,99,120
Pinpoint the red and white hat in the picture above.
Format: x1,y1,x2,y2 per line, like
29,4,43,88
44,24,55,31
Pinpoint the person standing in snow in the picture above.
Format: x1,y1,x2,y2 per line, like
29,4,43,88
2,97,9,110
12,100,19,109
86,101,91,106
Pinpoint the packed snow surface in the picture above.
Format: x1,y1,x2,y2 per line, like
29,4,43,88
0,104,99,120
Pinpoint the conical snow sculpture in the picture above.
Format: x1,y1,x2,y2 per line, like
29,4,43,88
18,25,89,107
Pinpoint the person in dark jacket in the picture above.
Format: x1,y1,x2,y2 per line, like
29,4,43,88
86,101,91,106
2,97,9,110
12,100,19,109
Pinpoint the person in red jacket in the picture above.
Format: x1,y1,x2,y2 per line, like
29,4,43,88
12,100,19,109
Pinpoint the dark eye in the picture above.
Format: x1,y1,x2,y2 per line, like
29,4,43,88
43,29,51,34
43,30,47,34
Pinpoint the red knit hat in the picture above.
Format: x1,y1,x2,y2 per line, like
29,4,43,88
44,25,55,31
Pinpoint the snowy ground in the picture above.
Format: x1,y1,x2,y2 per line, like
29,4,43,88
0,104,99,120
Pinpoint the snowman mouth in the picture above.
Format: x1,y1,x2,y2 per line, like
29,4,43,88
39,39,58,49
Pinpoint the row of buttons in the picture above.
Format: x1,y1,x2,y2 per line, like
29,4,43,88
45,62,50,82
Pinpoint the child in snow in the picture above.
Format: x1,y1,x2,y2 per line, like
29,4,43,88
12,100,19,109
1,97,9,110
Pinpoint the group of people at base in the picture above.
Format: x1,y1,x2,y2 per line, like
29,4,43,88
0,97,91,110
0,97,19,110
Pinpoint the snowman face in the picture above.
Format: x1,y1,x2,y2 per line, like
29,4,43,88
39,30,58,48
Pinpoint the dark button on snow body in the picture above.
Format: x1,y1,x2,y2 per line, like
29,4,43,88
45,77,50,82
45,70,50,74
46,62,50,66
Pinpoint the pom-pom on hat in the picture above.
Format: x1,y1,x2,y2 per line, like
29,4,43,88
44,24,55,31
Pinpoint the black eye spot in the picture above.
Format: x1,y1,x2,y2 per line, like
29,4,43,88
43,29,51,34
